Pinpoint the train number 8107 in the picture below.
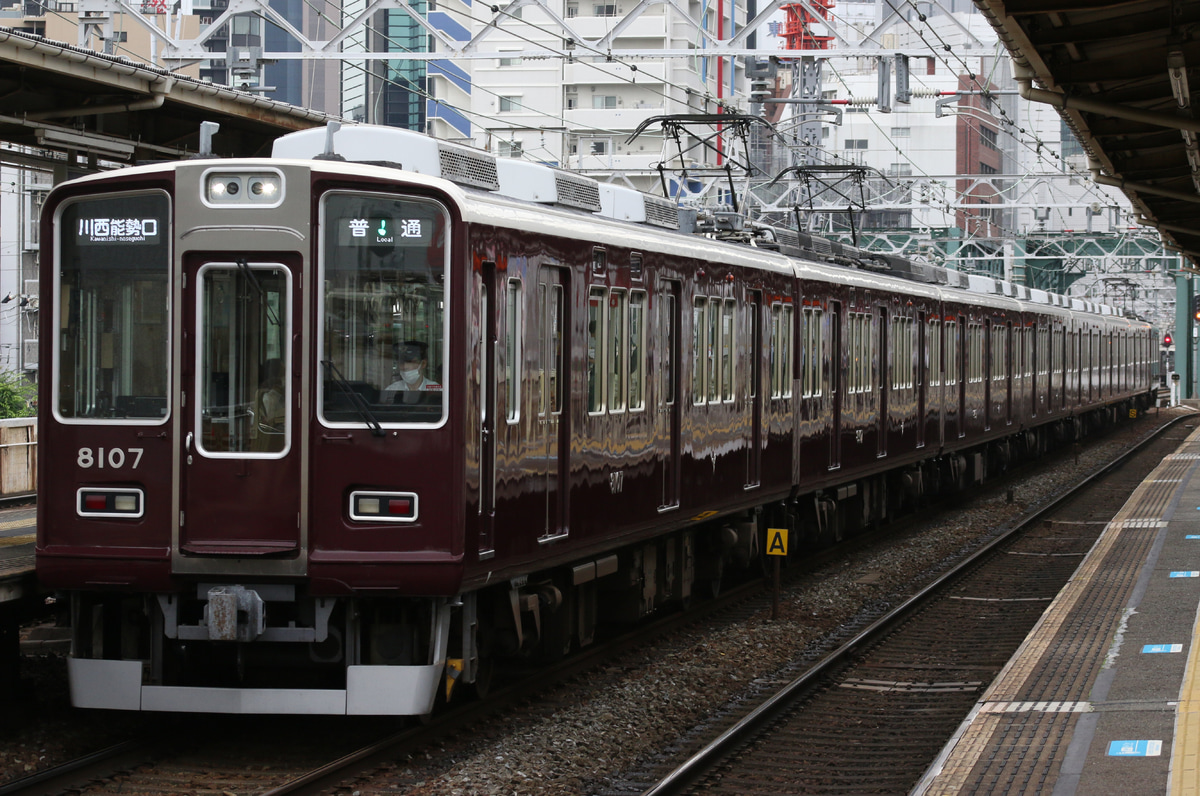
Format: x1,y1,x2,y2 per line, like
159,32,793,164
77,448,144,469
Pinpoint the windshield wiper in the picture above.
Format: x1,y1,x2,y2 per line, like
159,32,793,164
321,360,385,437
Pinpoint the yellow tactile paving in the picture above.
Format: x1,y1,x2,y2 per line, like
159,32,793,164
0,534,33,548
1171,603,1200,794
0,515,34,533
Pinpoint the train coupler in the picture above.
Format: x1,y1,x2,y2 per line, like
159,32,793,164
206,585,265,642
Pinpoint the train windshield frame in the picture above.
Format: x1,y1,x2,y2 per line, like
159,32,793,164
317,191,450,429
52,190,171,425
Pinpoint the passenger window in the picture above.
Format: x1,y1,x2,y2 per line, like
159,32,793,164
506,279,521,423
588,287,606,414
707,297,720,403
692,298,706,405
629,291,646,410
609,289,627,412
721,299,735,402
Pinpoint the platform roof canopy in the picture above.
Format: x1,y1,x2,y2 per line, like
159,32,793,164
0,26,334,165
977,0,1200,267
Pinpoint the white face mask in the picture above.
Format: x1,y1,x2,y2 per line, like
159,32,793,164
401,367,421,384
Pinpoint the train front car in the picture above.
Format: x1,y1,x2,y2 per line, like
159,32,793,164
36,158,466,714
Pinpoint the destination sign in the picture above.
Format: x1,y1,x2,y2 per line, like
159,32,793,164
337,217,431,247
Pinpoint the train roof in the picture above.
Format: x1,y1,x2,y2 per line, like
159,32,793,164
48,125,1146,329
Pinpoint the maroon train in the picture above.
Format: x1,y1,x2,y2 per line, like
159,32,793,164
36,124,1159,714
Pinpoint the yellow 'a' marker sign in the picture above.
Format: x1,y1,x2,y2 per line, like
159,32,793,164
767,527,788,556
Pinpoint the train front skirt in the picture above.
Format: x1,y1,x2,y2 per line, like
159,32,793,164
65,599,453,715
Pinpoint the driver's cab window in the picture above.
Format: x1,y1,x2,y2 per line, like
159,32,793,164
319,192,450,427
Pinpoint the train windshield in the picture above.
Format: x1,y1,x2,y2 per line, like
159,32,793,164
54,192,170,422
319,192,449,426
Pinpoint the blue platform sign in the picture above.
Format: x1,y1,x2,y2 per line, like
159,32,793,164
1142,644,1184,654
1169,571,1200,578
1107,740,1162,757
1187,535,1200,540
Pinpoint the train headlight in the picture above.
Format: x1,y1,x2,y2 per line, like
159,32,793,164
77,487,144,519
350,490,418,523
202,169,284,208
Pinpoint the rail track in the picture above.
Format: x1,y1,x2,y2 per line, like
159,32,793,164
624,414,1189,796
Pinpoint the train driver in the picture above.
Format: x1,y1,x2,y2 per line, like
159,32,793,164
383,340,442,404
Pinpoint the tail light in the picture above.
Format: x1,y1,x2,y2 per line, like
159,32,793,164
77,488,144,519
350,491,418,523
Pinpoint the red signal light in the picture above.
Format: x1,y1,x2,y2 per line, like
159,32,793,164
1164,333,1173,347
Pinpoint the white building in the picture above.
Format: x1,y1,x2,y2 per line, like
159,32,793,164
467,0,751,193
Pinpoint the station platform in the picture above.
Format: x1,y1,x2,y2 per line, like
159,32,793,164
914,417,1200,796
0,504,36,606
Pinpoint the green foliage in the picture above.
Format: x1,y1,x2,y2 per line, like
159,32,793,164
0,371,36,419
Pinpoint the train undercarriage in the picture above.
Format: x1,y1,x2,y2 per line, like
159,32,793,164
64,398,1151,714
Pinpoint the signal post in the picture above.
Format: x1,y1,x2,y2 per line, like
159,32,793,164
1177,274,1197,399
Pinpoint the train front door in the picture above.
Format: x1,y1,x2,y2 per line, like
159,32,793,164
538,267,570,539
176,256,304,570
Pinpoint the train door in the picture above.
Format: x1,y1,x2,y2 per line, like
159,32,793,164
178,256,303,567
1006,321,1014,425
478,263,497,556
659,280,681,510
956,315,966,439
878,306,888,459
829,301,842,471
917,311,926,449
746,289,763,488
537,267,570,539
983,320,993,431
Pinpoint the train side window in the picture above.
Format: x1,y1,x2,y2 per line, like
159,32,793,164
588,287,606,414
721,299,736,402
905,317,915,389
848,313,859,394
945,320,958,386
748,300,759,400
991,324,1007,382
629,291,646,411
609,289,627,413
851,312,869,394
707,297,721,403
802,307,823,398
892,317,914,390
863,313,871,393
693,298,706,404
780,305,794,398
506,279,522,423
929,320,942,387
967,323,983,383
1028,327,1034,381
663,293,676,405
549,283,564,414
770,304,782,398
592,247,607,276
1038,328,1049,378
802,308,812,398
